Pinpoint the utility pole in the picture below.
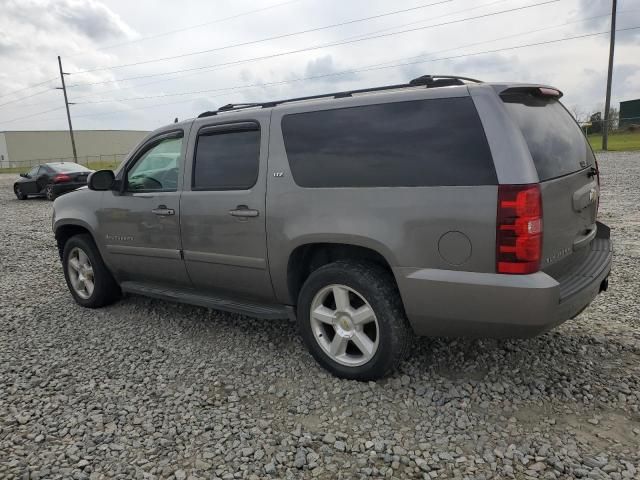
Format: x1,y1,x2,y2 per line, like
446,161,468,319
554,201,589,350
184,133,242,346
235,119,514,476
57,55,78,163
602,0,617,151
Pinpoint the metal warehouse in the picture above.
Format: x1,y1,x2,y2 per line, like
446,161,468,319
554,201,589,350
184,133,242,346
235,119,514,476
0,130,149,169
619,99,640,128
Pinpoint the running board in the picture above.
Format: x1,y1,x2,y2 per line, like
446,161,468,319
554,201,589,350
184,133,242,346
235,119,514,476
120,281,291,320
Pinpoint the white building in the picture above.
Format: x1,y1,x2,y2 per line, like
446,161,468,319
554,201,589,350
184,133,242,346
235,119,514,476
0,130,149,169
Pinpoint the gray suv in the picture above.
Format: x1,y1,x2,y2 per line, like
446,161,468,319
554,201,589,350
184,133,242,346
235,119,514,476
52,75,612,380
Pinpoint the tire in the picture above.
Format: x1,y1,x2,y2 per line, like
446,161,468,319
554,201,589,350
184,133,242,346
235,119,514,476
45,184,56,201
14,184,26,200
297,260,412,380
62,234,120,308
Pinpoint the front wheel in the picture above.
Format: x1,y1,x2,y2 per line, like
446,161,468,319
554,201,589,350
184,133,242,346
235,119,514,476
45,184,56,201
297,261,412,380
14,184,26,200
62,234,120,308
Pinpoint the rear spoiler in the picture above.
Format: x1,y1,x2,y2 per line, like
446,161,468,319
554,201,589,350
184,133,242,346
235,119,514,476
492,84,563,99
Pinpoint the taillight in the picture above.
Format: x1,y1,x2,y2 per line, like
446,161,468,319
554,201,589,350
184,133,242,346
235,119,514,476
594,159,600,215
496,184,543,274
538,87,561,97
54,174,71,183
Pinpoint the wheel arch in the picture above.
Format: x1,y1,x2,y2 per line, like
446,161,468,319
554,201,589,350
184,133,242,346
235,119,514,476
286,241,397,307
54,221,96,261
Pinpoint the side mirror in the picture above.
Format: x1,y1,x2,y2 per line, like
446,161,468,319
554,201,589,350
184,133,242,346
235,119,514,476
19,173,29,178
88,170,115,191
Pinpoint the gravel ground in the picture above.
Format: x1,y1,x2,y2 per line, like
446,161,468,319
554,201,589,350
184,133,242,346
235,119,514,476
0,151,638,480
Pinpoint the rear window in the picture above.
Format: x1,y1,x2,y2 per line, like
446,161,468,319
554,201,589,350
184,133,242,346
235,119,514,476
50,163,91,172
193,128,260,190
281,97,496,188
501,94,595,181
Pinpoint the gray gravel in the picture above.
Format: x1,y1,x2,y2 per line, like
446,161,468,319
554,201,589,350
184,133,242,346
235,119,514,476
1,151,639,480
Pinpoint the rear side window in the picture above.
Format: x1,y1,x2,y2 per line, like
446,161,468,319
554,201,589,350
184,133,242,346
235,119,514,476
193,127,260,190
501,94,595,181
281,97,496,188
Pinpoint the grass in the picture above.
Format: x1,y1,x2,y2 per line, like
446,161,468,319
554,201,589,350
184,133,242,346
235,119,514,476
588,130,640,152
0,160,121,175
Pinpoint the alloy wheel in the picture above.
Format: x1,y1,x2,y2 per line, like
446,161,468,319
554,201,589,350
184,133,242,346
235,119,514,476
67,247,95,299
309,284,380,367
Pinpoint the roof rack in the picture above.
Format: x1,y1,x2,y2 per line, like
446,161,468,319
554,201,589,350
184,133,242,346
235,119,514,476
197,75,482,118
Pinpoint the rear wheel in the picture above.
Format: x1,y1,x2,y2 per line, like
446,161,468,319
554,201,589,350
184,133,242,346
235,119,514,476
14,184,26,200
62,234,120,308
45,184,56,201
297,261,412,380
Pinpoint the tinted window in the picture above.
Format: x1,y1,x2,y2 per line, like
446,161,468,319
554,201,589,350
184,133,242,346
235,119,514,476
50,162,91,172
193,128,260,190
127,136,182,192
27,166,39,177
281,97,496,188
502,94,594,181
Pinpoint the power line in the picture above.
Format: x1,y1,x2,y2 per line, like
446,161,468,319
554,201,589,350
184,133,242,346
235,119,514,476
9,23,637,126
73,98,202,118
9,3,619,112
0,88,55,109
70,0,454,74
336,0,510,44
67,0,512,100
67,0,561,87
8,25,638,125
75,6,628,106
1,0,534,111
73,26,640,106
0,2,306,100
46,15,600,114
0,106,65,125
0,78,57,100
66,0,508,90
67,0,306,57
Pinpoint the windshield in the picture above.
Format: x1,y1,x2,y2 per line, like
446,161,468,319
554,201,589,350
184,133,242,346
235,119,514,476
501,94,595,181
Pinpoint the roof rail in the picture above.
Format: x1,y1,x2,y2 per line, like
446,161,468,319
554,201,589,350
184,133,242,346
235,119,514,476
197,75,482,118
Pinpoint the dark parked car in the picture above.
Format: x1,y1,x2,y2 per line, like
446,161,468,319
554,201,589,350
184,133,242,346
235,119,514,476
14,162,93,201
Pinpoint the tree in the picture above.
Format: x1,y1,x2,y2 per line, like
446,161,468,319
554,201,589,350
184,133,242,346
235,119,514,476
607,107,619,132
570,105,585,123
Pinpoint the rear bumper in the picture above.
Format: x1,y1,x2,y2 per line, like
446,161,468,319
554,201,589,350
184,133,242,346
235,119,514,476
52,182,86,194
395,222,612,338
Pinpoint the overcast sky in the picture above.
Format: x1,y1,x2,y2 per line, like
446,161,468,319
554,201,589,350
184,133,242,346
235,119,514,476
0,0,638,132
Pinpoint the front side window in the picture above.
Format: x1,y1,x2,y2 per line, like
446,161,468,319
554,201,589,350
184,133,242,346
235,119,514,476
193,127,260,190
126,136,183,192
27,166,39,177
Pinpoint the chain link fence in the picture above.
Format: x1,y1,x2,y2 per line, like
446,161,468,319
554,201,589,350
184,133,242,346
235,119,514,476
0,153,129,173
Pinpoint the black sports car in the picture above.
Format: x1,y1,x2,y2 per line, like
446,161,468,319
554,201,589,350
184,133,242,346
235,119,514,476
14,162,93,201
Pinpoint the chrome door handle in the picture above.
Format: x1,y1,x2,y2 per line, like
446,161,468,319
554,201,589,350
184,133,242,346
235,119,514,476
151,205,175,216
229,205,259,218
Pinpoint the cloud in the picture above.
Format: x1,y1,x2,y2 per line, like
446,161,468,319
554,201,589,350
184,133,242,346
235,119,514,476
302,55,360,84
572,0,640,43
53,0,135,41
0,0,637,131
397,52,518,83
0,0,135,110
3,0,134,42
